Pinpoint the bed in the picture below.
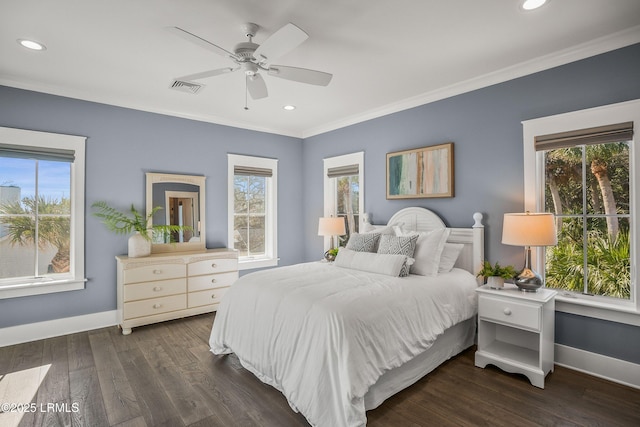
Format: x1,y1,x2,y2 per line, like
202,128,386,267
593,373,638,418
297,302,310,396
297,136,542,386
209,207,484,427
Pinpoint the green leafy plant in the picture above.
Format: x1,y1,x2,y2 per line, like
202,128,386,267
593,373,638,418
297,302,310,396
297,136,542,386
92,201,190,242
477,261,517,280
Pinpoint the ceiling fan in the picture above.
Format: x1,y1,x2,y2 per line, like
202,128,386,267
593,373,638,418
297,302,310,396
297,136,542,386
170,22,332,101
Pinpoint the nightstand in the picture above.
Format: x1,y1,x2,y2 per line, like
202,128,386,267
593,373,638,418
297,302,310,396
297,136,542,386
475,284,557,388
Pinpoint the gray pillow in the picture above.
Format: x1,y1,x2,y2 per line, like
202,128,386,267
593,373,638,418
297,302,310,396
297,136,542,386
346,233,381,252
377,234,418,277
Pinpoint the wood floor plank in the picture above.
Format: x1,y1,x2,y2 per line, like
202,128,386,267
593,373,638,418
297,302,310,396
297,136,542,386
67,332,95,372
136,338,215,425
88,330,142,426
2,313,640,427
117,345,184,426
70,366,109,427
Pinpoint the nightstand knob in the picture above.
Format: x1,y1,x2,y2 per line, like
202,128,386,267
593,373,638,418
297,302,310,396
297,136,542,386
153,286,162,292
211,278,216,283
153,269,162,275
503,308,512,316
211,263,217,268
153,303,162,309
211,293,216,299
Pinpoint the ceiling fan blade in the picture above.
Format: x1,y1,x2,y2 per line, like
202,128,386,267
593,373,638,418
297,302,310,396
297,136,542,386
253,23,308,63
177,67,239,81
247,74,268,99
168,26,238,61
268,65,332,86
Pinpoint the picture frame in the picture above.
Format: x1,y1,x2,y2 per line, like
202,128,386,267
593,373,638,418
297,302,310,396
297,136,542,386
386,142,454,199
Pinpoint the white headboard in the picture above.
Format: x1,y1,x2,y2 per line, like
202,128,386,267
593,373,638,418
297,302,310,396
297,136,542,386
369,207,484,282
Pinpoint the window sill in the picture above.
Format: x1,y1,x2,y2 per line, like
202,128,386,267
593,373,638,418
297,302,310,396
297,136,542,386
555,292,640,327
238,257,279,271
0,278,87,300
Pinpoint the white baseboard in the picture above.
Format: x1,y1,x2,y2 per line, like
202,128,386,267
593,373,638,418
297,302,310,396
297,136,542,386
555,343,640,389
0,310,118,347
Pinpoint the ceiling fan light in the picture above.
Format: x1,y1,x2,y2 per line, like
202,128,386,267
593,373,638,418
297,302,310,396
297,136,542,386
521,0,548,10
18,39,46,51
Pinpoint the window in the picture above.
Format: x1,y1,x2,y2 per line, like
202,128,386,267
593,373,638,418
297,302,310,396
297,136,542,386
228,154,278,270
323,152,364,249
523,100,640,321
0,127,86,299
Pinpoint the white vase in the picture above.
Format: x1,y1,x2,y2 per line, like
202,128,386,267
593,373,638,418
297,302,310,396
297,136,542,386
128,232,151,258
487,276,505,289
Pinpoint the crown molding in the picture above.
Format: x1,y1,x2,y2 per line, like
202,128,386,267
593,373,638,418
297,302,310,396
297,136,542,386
302,25,640,138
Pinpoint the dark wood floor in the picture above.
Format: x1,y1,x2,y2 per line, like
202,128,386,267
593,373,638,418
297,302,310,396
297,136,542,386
1,313,639,427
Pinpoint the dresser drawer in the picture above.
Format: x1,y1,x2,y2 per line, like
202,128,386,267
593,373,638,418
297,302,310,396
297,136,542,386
188,287,229,308
124,295,187,319
188,271,238,292
124,278,186,302
479,295,541,331
188,258,238,276
123,263,186,284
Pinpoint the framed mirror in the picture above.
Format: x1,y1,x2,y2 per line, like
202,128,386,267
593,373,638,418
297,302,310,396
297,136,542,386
146,172,206,253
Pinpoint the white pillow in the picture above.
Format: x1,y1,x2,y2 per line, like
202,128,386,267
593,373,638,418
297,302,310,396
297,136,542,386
361,224,395,235
394,226,450,276
438,243,464,274
334,248,407,277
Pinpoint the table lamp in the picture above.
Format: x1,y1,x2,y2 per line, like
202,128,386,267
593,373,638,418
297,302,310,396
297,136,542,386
318,216,346,260
502,212,557,292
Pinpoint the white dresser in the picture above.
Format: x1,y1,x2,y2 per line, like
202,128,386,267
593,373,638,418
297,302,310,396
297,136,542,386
475,284,556,388
116,248,238,335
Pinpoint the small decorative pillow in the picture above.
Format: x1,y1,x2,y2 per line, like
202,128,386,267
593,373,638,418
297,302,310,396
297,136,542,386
345,232,381,252
438,243,464,274
394,227,450,276
377,234,418,277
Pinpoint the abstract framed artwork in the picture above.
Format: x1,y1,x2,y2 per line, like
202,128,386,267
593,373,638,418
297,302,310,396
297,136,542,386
386,142,454,199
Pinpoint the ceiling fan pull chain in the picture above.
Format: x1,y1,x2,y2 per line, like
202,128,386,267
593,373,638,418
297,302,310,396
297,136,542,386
244,75,249,110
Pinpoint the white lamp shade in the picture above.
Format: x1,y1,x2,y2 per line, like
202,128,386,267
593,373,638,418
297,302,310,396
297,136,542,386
502,212,557,247
318,217,346,236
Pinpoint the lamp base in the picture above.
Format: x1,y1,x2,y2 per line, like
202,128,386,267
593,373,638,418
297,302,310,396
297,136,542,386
515,267,543,292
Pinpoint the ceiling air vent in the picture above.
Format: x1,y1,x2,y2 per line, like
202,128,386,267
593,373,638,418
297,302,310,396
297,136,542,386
170,80,204,94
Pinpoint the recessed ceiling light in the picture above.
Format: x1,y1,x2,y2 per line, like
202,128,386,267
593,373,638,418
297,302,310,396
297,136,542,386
522,0,548,10
283,105,296,111
17,39,46,51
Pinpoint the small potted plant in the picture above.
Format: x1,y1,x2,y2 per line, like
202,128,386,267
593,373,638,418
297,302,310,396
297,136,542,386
92,201,190,258
324,247,339,262
477,260,517,289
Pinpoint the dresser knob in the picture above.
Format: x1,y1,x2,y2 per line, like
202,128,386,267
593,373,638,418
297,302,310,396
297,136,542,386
153,286,162,292
211,263,217,268
153,303,162,309
153,269,162,275
211,278,216,283
503,308,512,316
211,294,216,299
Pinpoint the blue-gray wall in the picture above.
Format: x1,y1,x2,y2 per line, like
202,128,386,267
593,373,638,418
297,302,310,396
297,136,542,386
0,86,303,328
302,43,640,364
1,43,639,365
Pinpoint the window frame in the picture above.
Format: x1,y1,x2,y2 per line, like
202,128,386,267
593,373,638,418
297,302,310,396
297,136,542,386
227,154,278,270
0,127,86,299
523,99,640,326
323,152,364,251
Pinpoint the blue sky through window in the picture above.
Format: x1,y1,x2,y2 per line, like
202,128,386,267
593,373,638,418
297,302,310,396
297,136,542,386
0,157,71,201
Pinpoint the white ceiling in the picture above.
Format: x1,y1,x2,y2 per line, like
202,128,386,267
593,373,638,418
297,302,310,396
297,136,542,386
1,0,640,138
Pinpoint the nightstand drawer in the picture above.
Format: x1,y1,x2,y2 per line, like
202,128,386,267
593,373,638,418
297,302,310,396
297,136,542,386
124,295,187,319
188,287,228,308
188,271,238,292
123,263,186,284
479,295,541,331
188,258,238,276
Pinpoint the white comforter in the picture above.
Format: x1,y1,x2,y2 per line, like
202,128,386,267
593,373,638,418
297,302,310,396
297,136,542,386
209,262,478,427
